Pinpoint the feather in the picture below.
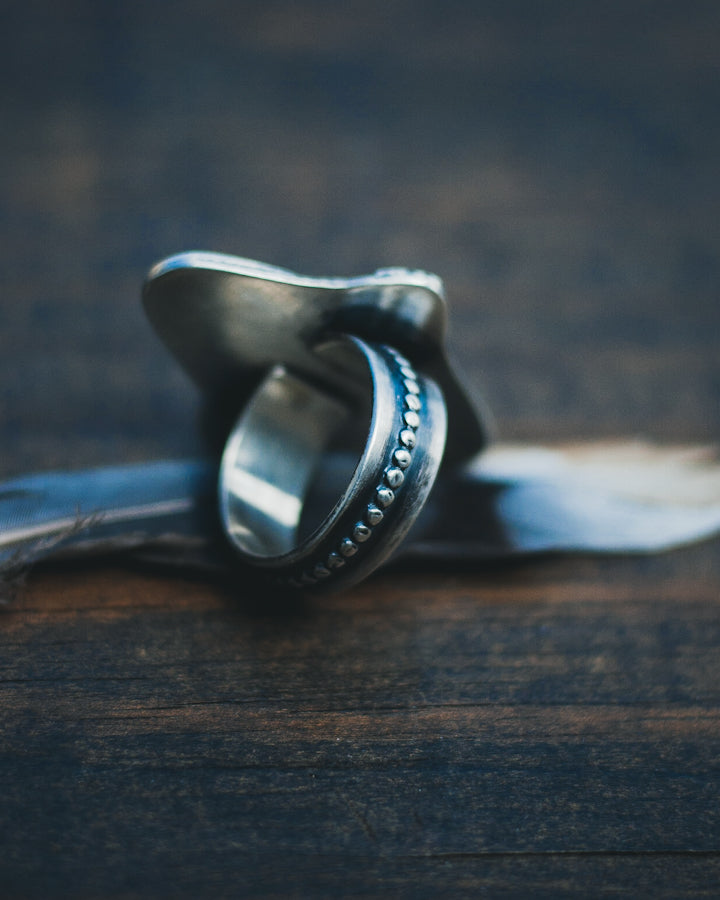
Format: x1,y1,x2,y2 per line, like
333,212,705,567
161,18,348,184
463,441,720,553
1,442,719,582
0,460,219,574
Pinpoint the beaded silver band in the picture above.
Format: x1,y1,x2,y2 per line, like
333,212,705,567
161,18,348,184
218,335,447,592
284,347,426,588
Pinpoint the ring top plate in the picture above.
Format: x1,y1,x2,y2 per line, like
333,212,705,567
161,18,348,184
142,252,490,461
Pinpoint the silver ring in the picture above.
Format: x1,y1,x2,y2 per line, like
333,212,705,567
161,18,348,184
143,251,490,591
218,335,447,591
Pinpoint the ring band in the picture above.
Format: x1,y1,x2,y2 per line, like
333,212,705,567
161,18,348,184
218,335,447,591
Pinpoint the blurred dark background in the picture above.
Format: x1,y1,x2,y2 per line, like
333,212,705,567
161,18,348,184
1,0,718,476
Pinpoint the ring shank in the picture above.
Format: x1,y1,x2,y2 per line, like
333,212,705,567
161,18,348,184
219,336,447,591
219,367,357,557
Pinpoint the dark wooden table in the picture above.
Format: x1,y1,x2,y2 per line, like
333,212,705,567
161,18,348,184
1,3,719,896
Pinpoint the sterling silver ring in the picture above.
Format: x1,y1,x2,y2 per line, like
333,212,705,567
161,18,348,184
218,335,447,591
143,252,489,591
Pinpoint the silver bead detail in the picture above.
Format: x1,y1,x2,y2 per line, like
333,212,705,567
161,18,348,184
404,378,420,395
353,522,372,542
405,394,421,412
403,410,420,429
385,466,405,488
399,428,416,449
340,538,358,557
327,551,346,569
376,486,395,508
393,448,412,469
366,504,384,526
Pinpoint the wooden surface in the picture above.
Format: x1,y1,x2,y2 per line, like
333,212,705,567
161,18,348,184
1,3,719,896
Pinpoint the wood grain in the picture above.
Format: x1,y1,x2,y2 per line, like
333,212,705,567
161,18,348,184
0,1,718,896
2,558,720,896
